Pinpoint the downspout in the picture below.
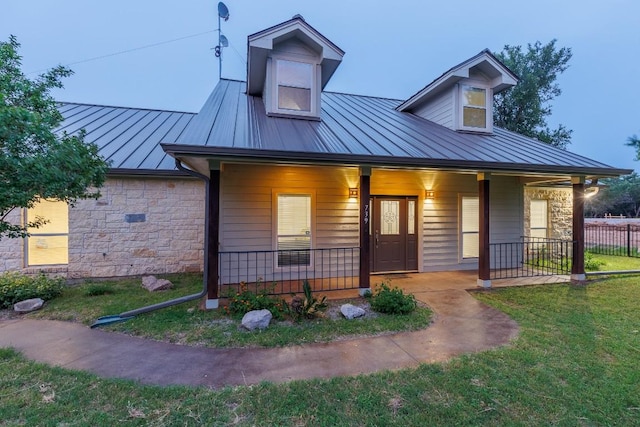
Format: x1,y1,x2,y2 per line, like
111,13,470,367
91,159,211,328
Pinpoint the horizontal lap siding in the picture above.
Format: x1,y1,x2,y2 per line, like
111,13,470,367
413,90,454,129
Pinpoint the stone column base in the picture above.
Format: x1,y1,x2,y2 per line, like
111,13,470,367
205,299,219,310
477,279,492,288
358,288,371,296
571,273,586,283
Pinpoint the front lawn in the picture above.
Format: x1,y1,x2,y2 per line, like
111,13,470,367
18,274,431,348
587,252,640,271
1,277,638,425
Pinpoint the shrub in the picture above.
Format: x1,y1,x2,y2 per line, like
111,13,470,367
369,282,417,315
290,280,327,321
226,282,288,320
0,272,64,308
584,251,606,271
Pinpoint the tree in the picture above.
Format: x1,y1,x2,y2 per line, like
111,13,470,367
493,40,573,149
585,173,640,218
0,36,109,239
625,134,640,161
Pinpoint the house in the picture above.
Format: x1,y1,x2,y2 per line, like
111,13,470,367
0,15,631,309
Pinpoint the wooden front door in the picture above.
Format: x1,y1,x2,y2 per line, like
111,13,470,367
371,196,418,272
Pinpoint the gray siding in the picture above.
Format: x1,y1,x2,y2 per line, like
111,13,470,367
413,89,454,129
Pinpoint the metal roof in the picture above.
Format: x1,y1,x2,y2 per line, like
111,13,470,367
56,102,195,174
168,79,630,177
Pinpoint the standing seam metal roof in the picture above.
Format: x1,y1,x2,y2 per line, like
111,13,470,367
173,79,626,176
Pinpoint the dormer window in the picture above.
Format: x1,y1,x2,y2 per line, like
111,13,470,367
277,59,313,112
459,85,491,132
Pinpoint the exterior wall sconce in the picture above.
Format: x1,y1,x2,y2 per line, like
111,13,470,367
425,190,435,200
349,188,359,198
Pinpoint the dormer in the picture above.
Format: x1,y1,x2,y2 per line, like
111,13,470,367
247,15,344,120
397,49,518,134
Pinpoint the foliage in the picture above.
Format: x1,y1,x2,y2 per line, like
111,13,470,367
0,36,109,240
585,173,640,218
2,278,638,425
0,271,64,308
369,282,417,315
290,280,327,321
84,283,115,297
626,134,640,161
584,251,606,271
493,40,573,149
225,282,288,320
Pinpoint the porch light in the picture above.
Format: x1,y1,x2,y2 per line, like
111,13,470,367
349,188,359,198
585,186,599,198
425,190,435,200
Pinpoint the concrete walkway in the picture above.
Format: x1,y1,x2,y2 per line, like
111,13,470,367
0,272,543,388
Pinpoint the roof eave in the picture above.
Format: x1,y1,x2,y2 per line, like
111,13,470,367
161,144,632,178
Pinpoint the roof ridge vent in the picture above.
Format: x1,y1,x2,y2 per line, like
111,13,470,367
292,14,305,21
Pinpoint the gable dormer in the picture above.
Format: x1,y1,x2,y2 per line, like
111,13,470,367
397,49,518,134
247,15,344,120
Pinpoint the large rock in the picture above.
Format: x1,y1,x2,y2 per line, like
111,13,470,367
241,309,272,331
341,303,366,319
14,298,44,313
142,275,173,292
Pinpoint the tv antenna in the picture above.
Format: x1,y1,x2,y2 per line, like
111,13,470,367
215,2,230,80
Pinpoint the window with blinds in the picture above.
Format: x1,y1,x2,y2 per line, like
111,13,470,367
461,196,479,258
26,199,69,266
277,194,311,266
530,199,548,239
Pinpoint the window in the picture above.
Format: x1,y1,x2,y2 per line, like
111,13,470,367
277,194,311,266
26,199,68,266
461,196,479,258
408,200,416,235
460,85,489,130
277,59,313,112
530,199,548,239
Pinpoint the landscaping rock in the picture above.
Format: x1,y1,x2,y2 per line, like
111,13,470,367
241,309,272,331
14,298,44,313
142,275,173,292
340,303,366,319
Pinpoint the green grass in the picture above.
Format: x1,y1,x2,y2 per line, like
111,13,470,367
1,277,638,425
21,274,431,348
587,253,640,271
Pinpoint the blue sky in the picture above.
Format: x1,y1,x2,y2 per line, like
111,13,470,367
3,0,638,173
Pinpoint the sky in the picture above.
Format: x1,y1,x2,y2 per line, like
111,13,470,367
2,0,639,173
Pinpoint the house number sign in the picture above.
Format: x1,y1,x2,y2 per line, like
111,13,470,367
363,205,369,225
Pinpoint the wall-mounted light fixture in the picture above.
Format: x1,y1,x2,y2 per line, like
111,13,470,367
349,188,359,198
425,190,435,200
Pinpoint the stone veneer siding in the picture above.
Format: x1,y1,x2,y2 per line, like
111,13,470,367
524,187,573,240
0,177,205,279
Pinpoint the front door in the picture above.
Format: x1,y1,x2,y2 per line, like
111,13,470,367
371,196,418,272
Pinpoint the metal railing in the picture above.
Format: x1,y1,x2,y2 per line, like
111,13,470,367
585,223,640,258
490,237,574,279
219,247,360,296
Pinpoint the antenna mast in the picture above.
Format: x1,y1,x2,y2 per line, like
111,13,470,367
215,2,230,80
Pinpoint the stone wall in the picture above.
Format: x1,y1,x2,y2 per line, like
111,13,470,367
524,187,573,240
0,177,205,279
0,209,24,272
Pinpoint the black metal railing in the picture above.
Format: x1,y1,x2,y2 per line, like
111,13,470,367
218,247,360,296
585,222,640,258
490,237,574,279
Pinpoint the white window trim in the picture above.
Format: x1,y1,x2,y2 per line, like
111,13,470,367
24,200,69,267
266,54,321,119
272,189,316,270
530,199,549,239
459,194,479,262
457,83,493,133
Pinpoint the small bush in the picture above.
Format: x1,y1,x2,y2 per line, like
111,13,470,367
290,280,327,321
369,282,417,315
84,284,115,297
0,272,64,308
226,282,288,320
584,251,606,271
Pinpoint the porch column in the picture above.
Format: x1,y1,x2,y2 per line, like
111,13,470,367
359,166,371,295
478,173,491,288
205,161,221,309
571,177,586,282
